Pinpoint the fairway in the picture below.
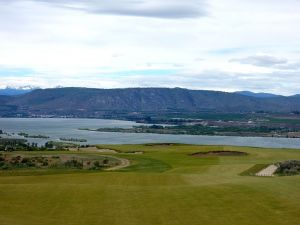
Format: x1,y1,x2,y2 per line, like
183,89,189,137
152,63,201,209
1,144,300,225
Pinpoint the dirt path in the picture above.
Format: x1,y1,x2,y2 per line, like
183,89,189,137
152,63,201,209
105,156,130,171
256,165,278,177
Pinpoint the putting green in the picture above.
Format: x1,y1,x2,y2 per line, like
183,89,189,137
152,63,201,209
0,144,300,225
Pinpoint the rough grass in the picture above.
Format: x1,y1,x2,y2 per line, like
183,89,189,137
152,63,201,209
0,152,120,176
1,144,300,225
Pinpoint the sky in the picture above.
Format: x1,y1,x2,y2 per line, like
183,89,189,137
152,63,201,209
0,0,300,95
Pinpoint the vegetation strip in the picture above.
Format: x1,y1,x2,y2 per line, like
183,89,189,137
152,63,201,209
0,153,121,171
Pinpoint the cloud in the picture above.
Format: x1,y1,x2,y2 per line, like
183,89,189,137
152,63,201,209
1,67,300,95
0,0,300,95
1,0,208,19
230,55,288,67
276,62,300,70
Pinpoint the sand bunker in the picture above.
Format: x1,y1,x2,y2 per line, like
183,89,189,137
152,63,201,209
145,143,175,147
191,151,248,157
256,165,278,177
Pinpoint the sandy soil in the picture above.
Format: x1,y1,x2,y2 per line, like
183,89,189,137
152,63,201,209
256,165,278,177
69,147,118,154
191,151,248,157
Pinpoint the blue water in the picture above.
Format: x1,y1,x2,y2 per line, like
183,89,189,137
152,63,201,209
0,118,300,149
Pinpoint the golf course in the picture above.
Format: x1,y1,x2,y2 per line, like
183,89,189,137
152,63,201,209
1,144,300,225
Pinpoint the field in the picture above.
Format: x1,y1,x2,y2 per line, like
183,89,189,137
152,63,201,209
1,144,300,225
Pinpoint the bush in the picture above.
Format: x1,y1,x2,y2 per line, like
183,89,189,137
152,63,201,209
0,164,10,170
0,161,5,167
103,158,109,165
276,160,300,176
90,160,105,170
93,161,101,167
21,158,30,163
64,159,83,169
24,161,35,168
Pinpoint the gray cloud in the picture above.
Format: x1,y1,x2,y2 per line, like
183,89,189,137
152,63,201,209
230,55,288,67
3,0,208,19
276,62,300,70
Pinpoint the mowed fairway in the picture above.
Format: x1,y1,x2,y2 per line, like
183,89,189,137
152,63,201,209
1,144,300,225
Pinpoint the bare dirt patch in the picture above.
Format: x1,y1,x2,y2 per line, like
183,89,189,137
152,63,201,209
69,146,118,154
191,151,248,157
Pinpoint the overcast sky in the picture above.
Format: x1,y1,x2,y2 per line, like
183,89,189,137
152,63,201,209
0,0,300,95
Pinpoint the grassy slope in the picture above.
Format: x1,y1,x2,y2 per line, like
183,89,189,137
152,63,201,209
0,145,300,225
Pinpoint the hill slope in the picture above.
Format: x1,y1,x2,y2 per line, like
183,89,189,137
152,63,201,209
1,87,300,117
234,91,282,98
0,88,35,96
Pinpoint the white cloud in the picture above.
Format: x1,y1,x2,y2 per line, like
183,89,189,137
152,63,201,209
0,0,300,94
2,70,300,95
0,0,208,19
230,55,288,67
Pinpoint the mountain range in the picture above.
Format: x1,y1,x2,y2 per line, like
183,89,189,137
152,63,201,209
0,87,36,96
234,91,282,98
0,87,300,118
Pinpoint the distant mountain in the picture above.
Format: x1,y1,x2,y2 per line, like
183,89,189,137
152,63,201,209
1,87,300,117
0,87,35,96
234,91,282,98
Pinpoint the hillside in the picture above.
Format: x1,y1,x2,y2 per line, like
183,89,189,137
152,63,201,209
0,87,300,117
0,87,35,96
234,91,282,98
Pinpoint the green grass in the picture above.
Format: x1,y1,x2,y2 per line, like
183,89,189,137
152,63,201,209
239,164,269,176
267,116,300,124
117,154,172,172
1,144,300,225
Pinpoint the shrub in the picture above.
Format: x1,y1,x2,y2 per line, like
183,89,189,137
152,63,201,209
21,158,30,163
64,159,83,169
276,160,300,176
103,158,109,165
93,161,101,168
25,161,35,167
0,164,10,170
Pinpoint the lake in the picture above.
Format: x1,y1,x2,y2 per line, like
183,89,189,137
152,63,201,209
1,118,300,149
